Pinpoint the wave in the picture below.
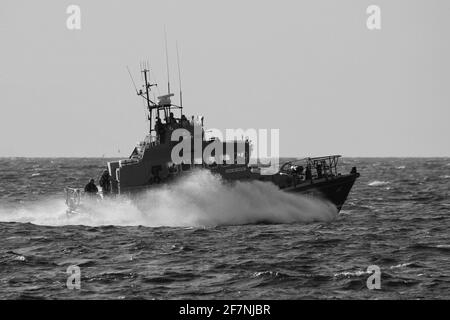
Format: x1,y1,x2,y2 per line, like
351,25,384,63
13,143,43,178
333,270,369,278
368,180,390,187
389,262,414,269
335,262,417,278
0,170,337,227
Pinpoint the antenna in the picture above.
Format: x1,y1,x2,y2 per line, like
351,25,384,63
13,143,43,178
176,41,183,109
136,61,157,134
147,63,157,102
142,64,152,133
164,26,171,94
126,66,139,94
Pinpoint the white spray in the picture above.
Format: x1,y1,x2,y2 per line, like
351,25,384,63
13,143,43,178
0,170,337,227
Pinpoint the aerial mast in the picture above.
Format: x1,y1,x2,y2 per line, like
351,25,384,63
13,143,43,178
176,41,183,111
164,26,171,95
143,67,151,133
138,62,156,134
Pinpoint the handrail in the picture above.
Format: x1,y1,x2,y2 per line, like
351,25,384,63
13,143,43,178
279,155,342,177
306,155,341,161
64,187,84,209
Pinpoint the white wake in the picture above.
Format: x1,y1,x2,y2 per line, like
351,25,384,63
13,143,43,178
0,170,337,227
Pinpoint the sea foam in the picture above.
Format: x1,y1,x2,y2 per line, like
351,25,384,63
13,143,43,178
0,170,337,227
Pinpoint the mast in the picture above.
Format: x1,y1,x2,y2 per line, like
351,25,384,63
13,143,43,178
135,62,156,135
143,67,152,133
164,26,171,95
176,41,183,111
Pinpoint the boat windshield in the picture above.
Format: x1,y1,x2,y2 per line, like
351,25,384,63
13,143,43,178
280,155,341,178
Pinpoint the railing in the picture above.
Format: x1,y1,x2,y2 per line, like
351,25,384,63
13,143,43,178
279,155,342,180
306,155,341,176
64,187,84,211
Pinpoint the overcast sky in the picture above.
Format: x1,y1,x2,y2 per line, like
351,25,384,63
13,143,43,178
0,0,449,157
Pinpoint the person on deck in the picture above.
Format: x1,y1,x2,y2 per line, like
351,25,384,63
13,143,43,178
180,114,189,127
305,167,312,181
99,170,111,195
155,117,165,143
168,112,177,125
84,179,98,194
316,163,323,179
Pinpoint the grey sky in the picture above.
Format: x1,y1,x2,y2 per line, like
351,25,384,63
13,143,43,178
0,0,449,157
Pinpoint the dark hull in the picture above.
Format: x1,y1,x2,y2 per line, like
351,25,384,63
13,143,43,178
213,164,360,212
282,173,359,212
66,168,359,215
123,169,360,212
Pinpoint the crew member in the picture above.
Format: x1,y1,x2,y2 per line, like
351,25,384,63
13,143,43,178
317,163,323,179
180,114,189,127
305,166,312,181
155,117,165,143
168,112,177,125
84,179,98,194
99,169,111,195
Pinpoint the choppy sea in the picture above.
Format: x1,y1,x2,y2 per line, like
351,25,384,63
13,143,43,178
0,157,449,299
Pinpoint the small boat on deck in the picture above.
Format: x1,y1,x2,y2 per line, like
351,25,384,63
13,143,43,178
65,65,359,215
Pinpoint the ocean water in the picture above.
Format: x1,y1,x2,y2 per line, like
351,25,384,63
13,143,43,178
0,157,449,299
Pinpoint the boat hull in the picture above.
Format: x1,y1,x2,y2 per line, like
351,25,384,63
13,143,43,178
65,169,359,215
282,173,359,212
